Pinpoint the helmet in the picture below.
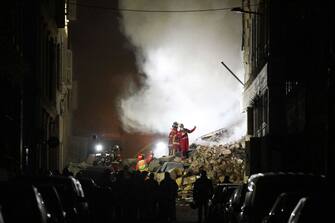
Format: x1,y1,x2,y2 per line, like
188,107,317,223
179,123,184,129
172,122,178,128
137,153,144,160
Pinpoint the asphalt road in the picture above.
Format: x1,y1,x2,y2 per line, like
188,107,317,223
176,202,198,223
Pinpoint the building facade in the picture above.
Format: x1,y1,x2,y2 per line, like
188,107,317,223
242,0,335,177
0,0,75,175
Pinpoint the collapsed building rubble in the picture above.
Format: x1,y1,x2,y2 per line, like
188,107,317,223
67,135,246,204
153,138,246,204
185,142,246,183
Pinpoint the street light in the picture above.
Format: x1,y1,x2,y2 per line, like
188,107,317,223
154,141,168,158
95,144,103,152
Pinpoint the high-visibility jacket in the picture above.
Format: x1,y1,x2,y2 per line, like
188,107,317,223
136,159,148,172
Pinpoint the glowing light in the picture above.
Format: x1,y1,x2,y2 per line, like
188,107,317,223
95,144,103,152
154,142,168,158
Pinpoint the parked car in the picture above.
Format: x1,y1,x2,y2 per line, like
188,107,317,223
15,175,89,223
226,183,247,223
49,176,90,223
37,185,67,223
208,183,240,222
288,195,331,223
0,182,48,223
77,177,106,223
262,192,306,223
0,206,4,223
239,172,328,223
76,166,115,187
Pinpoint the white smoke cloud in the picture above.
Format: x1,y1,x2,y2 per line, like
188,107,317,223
118,0,246,143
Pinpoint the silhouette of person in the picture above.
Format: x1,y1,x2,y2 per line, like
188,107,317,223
144,172,159,221
159,172,178,222
193,170,213,223
62,166,73,177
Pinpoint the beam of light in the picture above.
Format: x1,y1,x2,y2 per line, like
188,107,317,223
95,144,103,152
154,141,168,158
118,0,246,143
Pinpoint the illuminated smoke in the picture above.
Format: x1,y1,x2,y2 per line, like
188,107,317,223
118,0,246,143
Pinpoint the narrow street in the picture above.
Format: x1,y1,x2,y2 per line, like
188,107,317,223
176,202,198,223
2,1,335,223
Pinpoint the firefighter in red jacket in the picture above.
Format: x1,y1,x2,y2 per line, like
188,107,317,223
178,124,196,159
168,121,179,156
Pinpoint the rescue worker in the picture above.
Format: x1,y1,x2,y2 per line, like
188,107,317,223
168,121,179,156
178,124,196,159
136,153,147,172
136,151,154,172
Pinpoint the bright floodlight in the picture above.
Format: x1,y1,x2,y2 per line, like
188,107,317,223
95,144,103,152
154,141,168,158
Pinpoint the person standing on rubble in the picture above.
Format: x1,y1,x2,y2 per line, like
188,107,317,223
168,121,180,156
178,123,196,159
193,170,213,223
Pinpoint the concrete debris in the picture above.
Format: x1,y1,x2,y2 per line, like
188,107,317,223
185,142,246,184
148,158,161,172
182,176,197,185
156,138,246,203
158,155,175,163
199,128,229,142
67,161,90,176
176,177,183,187
155,172,165,184
160,162,184,173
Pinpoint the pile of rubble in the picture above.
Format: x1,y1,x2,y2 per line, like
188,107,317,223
183,142,246,183
67,135,246,204
153,139,246,203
